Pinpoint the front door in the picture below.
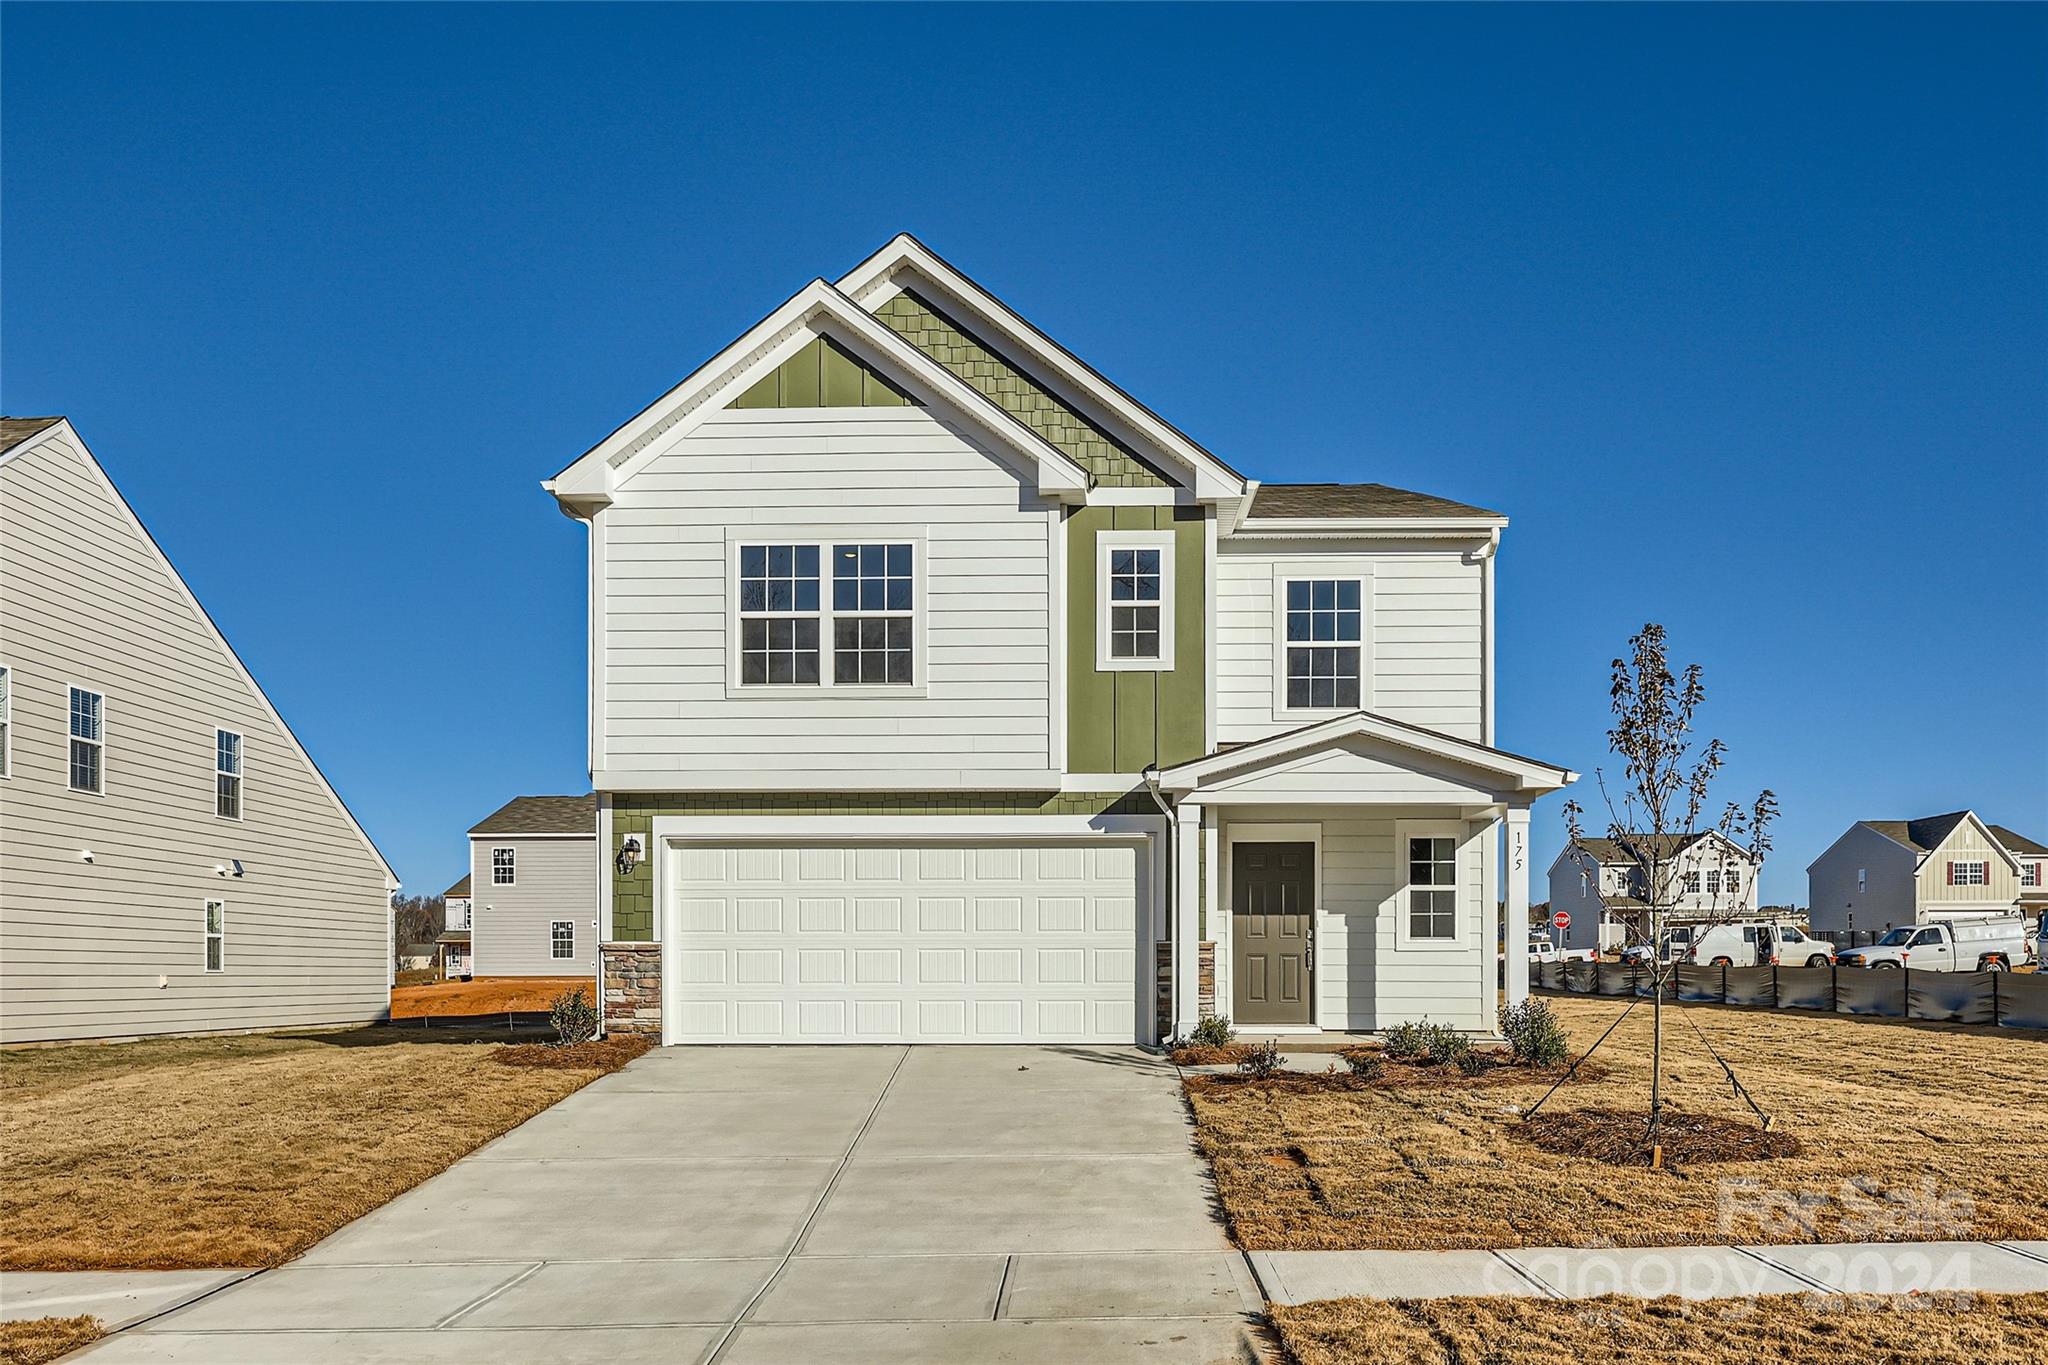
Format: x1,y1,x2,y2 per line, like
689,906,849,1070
1233,842,1314,1025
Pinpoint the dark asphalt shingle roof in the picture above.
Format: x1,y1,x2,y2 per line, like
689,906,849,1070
444,874,471,898
1989,824,2048,857
468,794,596,837
1248,483,1502,521
0,416,62,454
434,928,472,945
1862,812,1972,854
1572,833,1714,865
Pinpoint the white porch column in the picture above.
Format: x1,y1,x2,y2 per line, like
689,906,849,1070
1172,800,1202,1037
1505,806,1532,1008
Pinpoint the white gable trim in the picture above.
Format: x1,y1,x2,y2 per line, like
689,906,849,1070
2,420,399,886
546,281,1089,511
837,234,1247,501
1922,811,2023,873
1158,708,1576,796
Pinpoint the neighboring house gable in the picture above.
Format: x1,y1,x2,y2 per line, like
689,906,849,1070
1807,810,2028,935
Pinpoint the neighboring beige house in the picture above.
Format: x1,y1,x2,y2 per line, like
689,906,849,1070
469,795,598,976
1990,824,2048,924
438,873,473,978
1546,831,1763,952
0,417,397,1044
1807,810,2040,936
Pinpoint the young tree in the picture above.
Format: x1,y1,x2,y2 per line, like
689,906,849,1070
1550,624,1777,1157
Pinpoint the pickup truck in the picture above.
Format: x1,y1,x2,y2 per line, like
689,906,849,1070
1516,935,1596,965
1837,912,2033,972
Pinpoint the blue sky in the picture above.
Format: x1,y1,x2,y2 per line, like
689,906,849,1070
5,4,2042,903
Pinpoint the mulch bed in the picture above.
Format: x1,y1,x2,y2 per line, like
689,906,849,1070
490,1036,652,1072
1185,1050,1608,1099
1512,1106,1803,1168
1169,1043,1254,1065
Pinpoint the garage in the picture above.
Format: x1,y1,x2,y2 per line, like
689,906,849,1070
662,837,1147,1043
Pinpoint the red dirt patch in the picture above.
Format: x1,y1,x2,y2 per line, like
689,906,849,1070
390,977,592,1019
1512,1106,1803,1168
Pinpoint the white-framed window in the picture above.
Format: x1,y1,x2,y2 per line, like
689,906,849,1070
1950,860,1988,887
1395,821,1464,948
735,539,919,688
1680,870,1701,894
1281,577,1363,710
1727,869,1742,894
551,919,575,960
2024,863,2041,889
1095,531,1175,670
0,664,11,778
204,900,225,972
1705,869,1722,895
68,686,104,794
492,847,516,885
215,729,243,819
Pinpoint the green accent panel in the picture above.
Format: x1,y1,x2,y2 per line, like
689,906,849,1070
1066,506,1116,772
727,337,915,409
1158,505,1207,767
1113,669,1157,774
1065,504,1208,774
873,289,1176,488
606,789,1158,942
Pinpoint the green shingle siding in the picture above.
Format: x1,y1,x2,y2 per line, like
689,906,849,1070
729,336,915,409
606,789,1160,941
1066,504,1207,776
872,290,1174,488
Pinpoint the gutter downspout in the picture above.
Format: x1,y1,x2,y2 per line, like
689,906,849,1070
1141,763,1176,1046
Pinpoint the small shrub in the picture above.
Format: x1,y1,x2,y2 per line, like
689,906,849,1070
1424,1026,1472,1068
1498,998,1570,1066
1382,1020,1429,1060
1454,1048,1490,1077
1190,1015,1237,1048
1385,1019,1469,1065
1344,1049,1384,1082
548,988,599,1046
1236,1039,1282,1078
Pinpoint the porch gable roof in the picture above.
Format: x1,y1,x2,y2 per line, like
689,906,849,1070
1154,710,1577,801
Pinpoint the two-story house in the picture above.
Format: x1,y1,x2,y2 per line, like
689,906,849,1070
438,874,473,978
0,417,397,1043
465,794,599,976
1807,811,2043,937
544,236,1575,1046
1545,832,1764,953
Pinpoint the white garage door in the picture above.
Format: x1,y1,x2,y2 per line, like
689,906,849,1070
665,839,1145,1043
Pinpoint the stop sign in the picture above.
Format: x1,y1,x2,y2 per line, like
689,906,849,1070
1552,910,1571,930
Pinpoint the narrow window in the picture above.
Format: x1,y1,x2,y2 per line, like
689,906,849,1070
1857,867,1867,892
1406,836,1458,940
492,847,516,885
738,544,821,685
216,729,243,819
204,900,225,972
2025,863,2041,889
1705,869,1722,895
1284,579,1362,709
68,687,104,793
1727,869,1742,894
832,543,914,684
0,664,11,778
1109,548,1163,660
551,919,575,960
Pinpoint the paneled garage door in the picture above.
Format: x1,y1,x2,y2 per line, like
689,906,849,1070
664,839,1145,1043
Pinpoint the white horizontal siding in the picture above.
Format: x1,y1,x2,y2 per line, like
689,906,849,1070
601,407,1056,784
470,837,598,976
1216,543,1483,744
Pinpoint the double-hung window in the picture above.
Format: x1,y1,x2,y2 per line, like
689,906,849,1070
1704,869,1722,895
68,687,104,794
216,729,243,819
1680,870,1702,894
1727,869,1742,894
551,920,575,959
737,540,918,688
492,847,516,885
1282,578,1362,710
1096,532,1174,670
1950,860,1988,887
2024,863,2041,889
204,901,225,972
1402,832,1460,944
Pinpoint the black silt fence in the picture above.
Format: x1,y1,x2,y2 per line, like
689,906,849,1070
1536,964,2046,1031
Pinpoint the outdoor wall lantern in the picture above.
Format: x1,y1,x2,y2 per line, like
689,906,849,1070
616,836,643,877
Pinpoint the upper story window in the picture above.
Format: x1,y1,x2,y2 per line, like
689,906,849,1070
1727,869,1743,894
68,687,104,794
737,541,917,687
448,900,470,930
1680,870,1701,894
0,664,11,779
1095,532,1175,671
215,729,243,819
492,847,516,885
1949,859,1988,887
1282,578,1361,710
2024,863,2041,889
1704,869,1722,895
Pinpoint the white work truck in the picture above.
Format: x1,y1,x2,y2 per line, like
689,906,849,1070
1836,910,2033,972
1679,919,1834,968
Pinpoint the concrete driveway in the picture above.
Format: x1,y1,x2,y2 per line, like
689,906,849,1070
80,1045,1266,1363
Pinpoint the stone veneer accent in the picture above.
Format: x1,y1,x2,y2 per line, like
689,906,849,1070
600,942,662,1037
1156,940,1219,1041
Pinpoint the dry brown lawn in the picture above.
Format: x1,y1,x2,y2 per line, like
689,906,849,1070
0,1027,622,1271
388,976,592,1018
0,1317,103,1365
1271,1291,2048,1365
1190,996,2048,1250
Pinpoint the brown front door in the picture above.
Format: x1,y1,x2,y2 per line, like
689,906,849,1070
1232,842,1314,1025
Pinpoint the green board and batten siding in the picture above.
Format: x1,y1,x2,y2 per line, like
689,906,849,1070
729,336,917,409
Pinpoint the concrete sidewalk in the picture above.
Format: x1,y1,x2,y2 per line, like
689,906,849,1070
0,1271,255,1331
1250,1240,2048,1304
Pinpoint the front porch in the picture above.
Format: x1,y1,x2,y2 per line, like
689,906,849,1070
1155,711,1575,1041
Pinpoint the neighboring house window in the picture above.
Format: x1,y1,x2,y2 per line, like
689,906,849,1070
1680,871,1701,894
204,901,225,972
1406,835,1458,941
1949,860,1988,887
1857,867,1867,892
1727,869,1742,894
1096,533,1175,670
2022,862,2041,889
68,687,104,793
1283,578,1361,709
215,729,243,819
0,664,11,778
739,543,821,685
551,920,575,959
1705,870,1722,895
492,847,516,885
832,543,914,684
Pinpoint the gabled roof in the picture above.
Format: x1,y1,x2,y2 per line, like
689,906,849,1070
1246,483,1505,524
1989,824,2048,857
444,873,471,899
469,794,596,837
546,278,1091,511
0,418,398,886
1157,709,1575,795
836,234,1247,500
1861,812,1972,855
1574,833,1714,865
